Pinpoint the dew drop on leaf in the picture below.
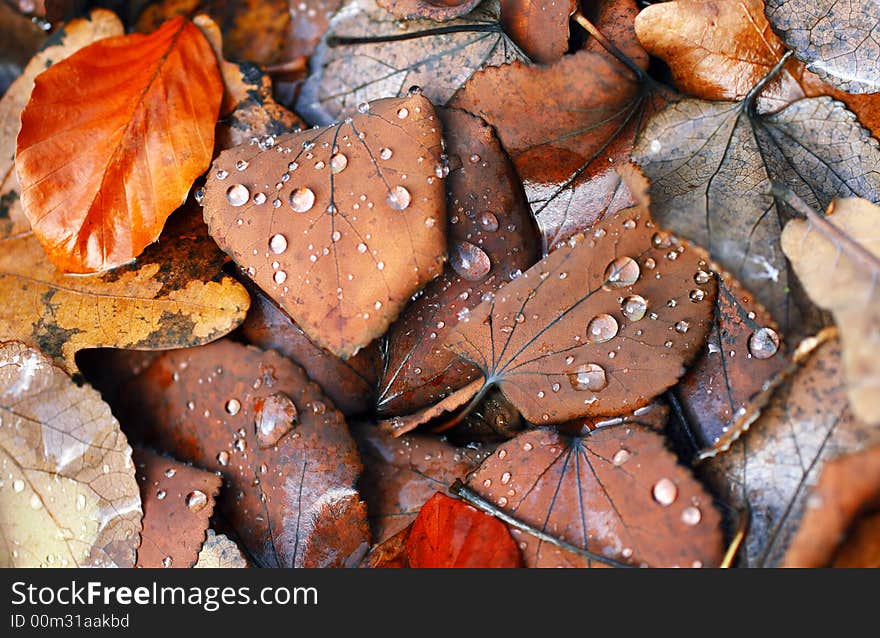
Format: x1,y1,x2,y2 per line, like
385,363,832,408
254,392,298,448
269,234,288,255
289,187,315,213
450,240,491,281
185,490,208,512
652,478,677,506
568,363,607,392
748,327,780,359
226,184,250,207
387,185,411,210
587,314,619,343
621,295,648,321
603,256,640,288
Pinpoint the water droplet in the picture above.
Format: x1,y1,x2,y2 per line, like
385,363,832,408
748,327,779,359
216,169,228,180
253,192,267,205
357,102,370,113
226,184,250,207
380,147,393,160
497,496,508,507
478,211,499,231
269,234,288,254
290,187,315,213
185,490,207,512
164,468,176,478
274,271,287,284
357,242,367,253
162,556,172,568
234,438,247,452
644,257,656,270
217,451,229,466
397,107,409,119
694,270,711,285
568,363,607,392
156,490,166,500
331,230,341,242
621,295,648,321
194,187,205,204
330,153,348,173
612,449,630,466
587,314,619,343
407,85,423,96
674,320,690,334
652,478,677,506
225,398,241,416
652,232,673,248
387,185,411,210
681,506,702,526
603,257,640,288
501,472,511,484
254,393,298,448
565,355,575,366
451,240,491,281
76,494,86,510
689,289,705,302
236,159,249,171
12,479,24,493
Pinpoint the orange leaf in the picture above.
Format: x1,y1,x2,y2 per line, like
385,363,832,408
16,16,223,273
406,492,523,568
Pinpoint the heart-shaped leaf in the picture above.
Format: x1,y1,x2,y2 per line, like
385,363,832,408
16,16,223,272
203,94,447,358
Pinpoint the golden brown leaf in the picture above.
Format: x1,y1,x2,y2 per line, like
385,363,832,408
194,529,249,568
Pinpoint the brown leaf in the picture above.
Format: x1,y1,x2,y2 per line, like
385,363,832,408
354,423,491,542
0,8,123,240
377,379,481,436
0,207,250,374
704,336,880,567
500,0,575,64
765,0,880,94
133,447,221,568
194,529,249,568
203,94,447,358
118,339,368,568
444,174,718,425
445,385,526,443
466,426,723,567
296,0,525,126
781,197,880,425
16,16,223,273
377,0,482,22
0,1,47,96
240,281,380,417
783,446,880,567
0,341,141,567
376,107,540,416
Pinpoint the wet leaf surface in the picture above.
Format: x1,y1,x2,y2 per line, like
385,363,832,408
296,0,525,126
466,426,723,567
203,94,447,358
377,0,482,22
376,107,540,416
118,339,369,567
444,385,526,443
194,529,249,568
500,0,574,64
377,378,481,436
0,341,141,567
0,208,250,374
16,16,223,273
133,447,221,568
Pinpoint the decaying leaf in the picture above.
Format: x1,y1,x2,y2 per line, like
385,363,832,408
783,446,880,567
355,424,491,541
133,447,221,568
705,337,880,567
467,426,724,567
297,0,525,125
0,8,123,240
377,0,482,22
194,529,249,568
378,379,482,436
118,339,369,568
764,0,880,94
0,208,250,374
781,197,880,425
444,180,717,425
501,0,574,64
633,94,880,339
376,107,540,416
203,94,447,358
16,16,223,273
0,341,141,567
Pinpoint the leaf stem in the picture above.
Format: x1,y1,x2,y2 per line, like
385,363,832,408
720,507,749,568
450,480,634,568
571,11,646,82
327,24,503,47
744,50,792,116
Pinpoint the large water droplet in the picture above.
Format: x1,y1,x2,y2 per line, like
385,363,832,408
225,398,241,416
603,257,640,288
269,234,288,254
450,240,491,281
387,185,411,210
652,478,677,506
274,271,287,284
681,506,702,526
380,147,393,160
568,363,607,392
289,187,315,213
185,490,208,512
226,184,250,207
748,327,779,359
330,153,348,173
478,211,499,231
621,295,648,321
12,479,24,493
254,392,298,448
397,107,409,119
587,314,619,343
612,449,630,466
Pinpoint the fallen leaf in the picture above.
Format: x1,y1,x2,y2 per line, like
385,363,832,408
444,179,718,425
355,424,491,541
377,0,482,21
781,196,880,425
133,447,221,568
0,341,141,567
118,339,369,568
203,94,447,358
0,8,123,240
500,0,575,64
466,425,723,567
240,281,380,417
377,379,481,436
0,207,250,374
0,1,47,96
283,0,346,61
783,446,880,567
445,385,525,443
194,529,249,568
764,0,880,94
704,336,880,566
16,16,223,273
361,525,409,567
405,492,522,567
633,94,880,340
376,107,540,416
296,0,525,125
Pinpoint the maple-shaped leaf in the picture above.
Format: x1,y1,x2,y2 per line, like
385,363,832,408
117,339,370,568
705,336,880,567
0,207,250,374
765,0,880,94
133,447,221,569
781,196,880,425
466,426,723,567
15,16,223,273
633,91,880,340
203,94,447,358
377,107,540,416
0,341,142,567
296,0,525,125
377,0,482,21
501,0,575,64
443,180,717,425
194,529,249,568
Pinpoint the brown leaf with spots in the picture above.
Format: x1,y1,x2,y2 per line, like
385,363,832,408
203,94,447,359
133,447,221,568
0,207,250,374
195,529,249,568
443,174,718,425
0,341,141,567
118,339,369,568
500,0,575,64
296,0,525,126
240,281,380,417
466,426,723,567
355,424,491,542
704,336,880,567
377,0,482,21
376,107,540,416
